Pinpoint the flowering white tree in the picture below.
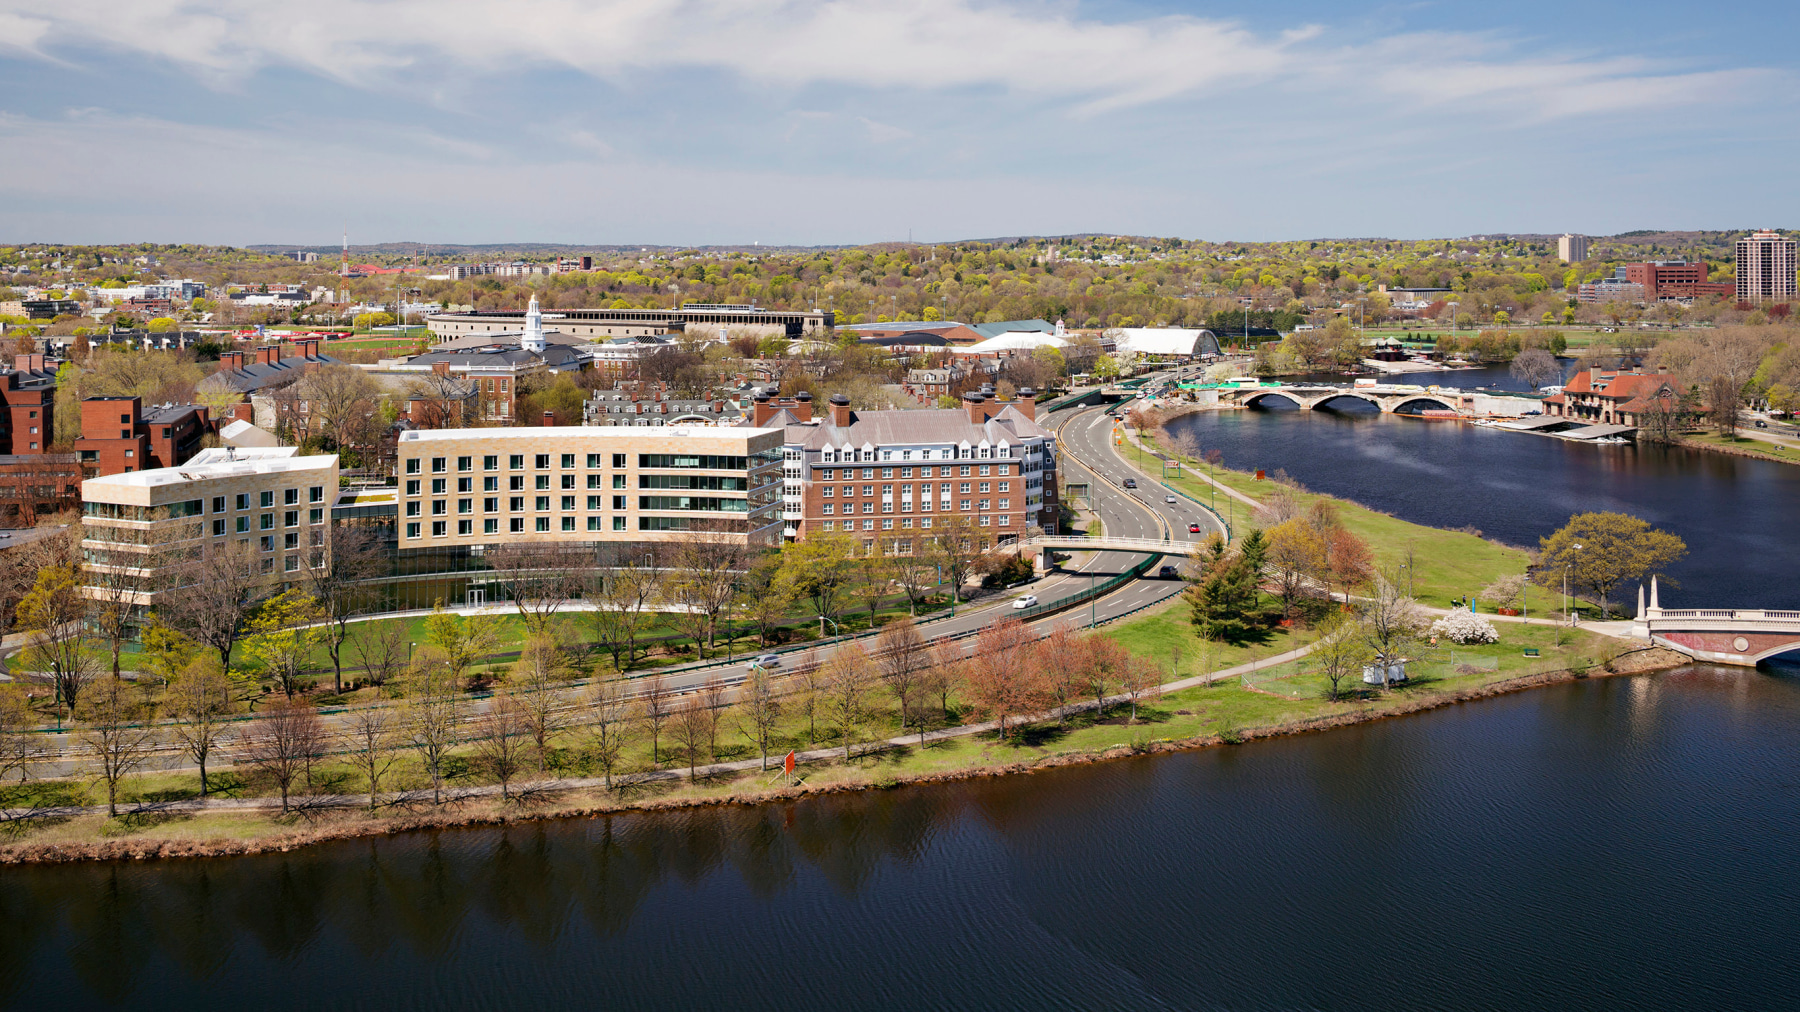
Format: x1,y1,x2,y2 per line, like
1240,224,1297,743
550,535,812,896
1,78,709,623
1431,611,1499,645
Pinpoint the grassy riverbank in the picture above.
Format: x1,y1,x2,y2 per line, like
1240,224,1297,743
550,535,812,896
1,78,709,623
1,606,1647,863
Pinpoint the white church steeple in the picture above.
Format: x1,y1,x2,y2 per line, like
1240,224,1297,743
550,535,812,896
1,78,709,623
522,294,546,354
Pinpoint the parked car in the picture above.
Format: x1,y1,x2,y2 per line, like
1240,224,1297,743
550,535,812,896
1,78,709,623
1756,420,1768,428
1188,523,1201,533
1122,478,1137,488
1157,565,1179,579
755,654,781,668
1164,494,1178,504
1013,594,1039,609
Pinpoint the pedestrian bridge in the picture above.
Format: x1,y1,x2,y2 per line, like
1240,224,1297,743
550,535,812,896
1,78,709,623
994,534,1191,570
1220,383,1468,415
1634,578,1800,666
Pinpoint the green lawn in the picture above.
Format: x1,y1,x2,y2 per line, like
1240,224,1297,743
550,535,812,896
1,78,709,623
1681,431,1800,464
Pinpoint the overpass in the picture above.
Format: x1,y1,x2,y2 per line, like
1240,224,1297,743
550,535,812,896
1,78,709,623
1634,577,1800,667
1217,383,1541,417
992,534,1187,572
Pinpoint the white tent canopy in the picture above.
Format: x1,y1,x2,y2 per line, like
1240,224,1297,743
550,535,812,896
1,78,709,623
1111,328,1221,357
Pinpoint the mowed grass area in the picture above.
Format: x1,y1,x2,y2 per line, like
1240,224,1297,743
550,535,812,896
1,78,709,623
1680,431,1800,464
1138,430,1532,608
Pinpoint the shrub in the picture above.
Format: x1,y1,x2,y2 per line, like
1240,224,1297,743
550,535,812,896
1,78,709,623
1430,611,1498,645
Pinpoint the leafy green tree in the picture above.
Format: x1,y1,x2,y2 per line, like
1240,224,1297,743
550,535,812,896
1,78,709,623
243,589,323,698
1537,512,1688,617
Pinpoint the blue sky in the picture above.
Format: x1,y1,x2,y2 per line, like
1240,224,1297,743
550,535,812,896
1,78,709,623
0,0,1793,246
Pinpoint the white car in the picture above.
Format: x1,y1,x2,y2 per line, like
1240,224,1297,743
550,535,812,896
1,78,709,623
1165,494,1178,504
1012,594,1038,609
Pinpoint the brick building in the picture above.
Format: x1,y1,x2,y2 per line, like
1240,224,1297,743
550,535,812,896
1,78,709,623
1622,262,1733,301
73,396,215,477
197,339,341,424
0,453,80,524
1542,367,1680,426
0,354,57,454
745,386,1058,552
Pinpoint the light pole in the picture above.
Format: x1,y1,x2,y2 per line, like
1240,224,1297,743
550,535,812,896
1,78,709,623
1564,542,1583,627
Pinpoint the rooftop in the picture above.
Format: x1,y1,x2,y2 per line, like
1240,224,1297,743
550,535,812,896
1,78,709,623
399,425,779,442
84,453,338,490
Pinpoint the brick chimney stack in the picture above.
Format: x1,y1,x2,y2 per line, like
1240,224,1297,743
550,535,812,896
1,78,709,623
791,390,814,423
13,353,46,374
256,346,281,367
1016,387,1037,421
751,388,775,427
219,350,245,372
828,393,853,428
542,410,556,427
964,390,991,424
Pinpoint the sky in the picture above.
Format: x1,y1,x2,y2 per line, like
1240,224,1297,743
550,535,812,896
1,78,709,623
0,0,1794,247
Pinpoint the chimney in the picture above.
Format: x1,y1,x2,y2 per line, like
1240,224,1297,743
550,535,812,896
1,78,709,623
432,361,451,376
793,390,814,423
1016,387,1037,421
964,390,990,424
828,393,853,428
13,353,46,374
256,345,281,367
751,388,776,427
542,410,556,427
1657,364,1669,374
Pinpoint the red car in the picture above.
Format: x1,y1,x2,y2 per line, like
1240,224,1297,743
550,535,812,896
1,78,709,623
1188,523,1201,533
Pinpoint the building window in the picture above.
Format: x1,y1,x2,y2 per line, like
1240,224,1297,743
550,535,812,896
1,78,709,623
211,496,226,513
882,519,893,530
535,454,551,469
260,535,274,551
510,518,525,533
236,516,249,533
535,475,550,491
484,519,498,534
561,495,576,511
587,495,603,510
510,454,524,470
862,519,874,530
613,474,627,489
458,499,472,514
309,486,324,503
406,458,420,475
431,457,446,473
560,516,576,532
613,516,627,531
613,495,626,510
260,513,274,530
432,500,447,516
235,493,250,510
458,520,473,535
457,456,472,472
510,496,524,512
998,515,1010,525
822,504,834,514
406,480,420,496
284,532,299,549
212,519,226,536
921,517,932,529
509,476,524,492
535,496,550,511
431,521,447,537
484,476,499,492
535,517,550,532
284,510,299,527
587,453,603,468
613,454,626,467
484,498,499,513
261,558,274,574
405,502,420,518
484,455,498,471
560,453,576,469
260,491,275,508
431,478,446,495
457,478,473,493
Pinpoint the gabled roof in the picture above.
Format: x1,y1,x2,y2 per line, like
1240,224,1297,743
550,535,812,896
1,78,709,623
968,319,1057,339
197,352,344,394
755,404,1053,451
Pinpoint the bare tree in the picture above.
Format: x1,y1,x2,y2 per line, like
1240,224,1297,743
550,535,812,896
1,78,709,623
667,692,715,779
852,553,894,630
925,640,964,726
889,554,935,616
1359,568,1426,690
165,660,235,795
1119,653,1163,724
472,692,531,800
1509,348,1562,390
698,677,729,759
1710,373,1742,437
792,651,826,747
670,527,751,656
585,679,633,790
734,664,781,771
239,698,324,814
875,618,929,738
485,542,584,641
296,363,382,452
159,540,260,678
340,706,402,810
1037,624,1088,726
78,670,161,817
350,620,409,688
403,659,466,804
511,636,571,774
822,643,875,760
738,552,792,647
590,554,665,670
639,674,672,769
926,516,985,605
300,525,386,694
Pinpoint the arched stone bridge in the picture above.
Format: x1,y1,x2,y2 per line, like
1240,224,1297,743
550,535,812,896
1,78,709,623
1634,578,1800,667
1220,384,1465,415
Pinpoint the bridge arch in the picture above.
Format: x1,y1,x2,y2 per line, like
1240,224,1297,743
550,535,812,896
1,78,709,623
1243,391,1306,410
1311,393,1383,413
1390,396,1455,414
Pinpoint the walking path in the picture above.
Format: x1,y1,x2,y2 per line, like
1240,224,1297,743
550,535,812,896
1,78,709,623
0,642,1326,822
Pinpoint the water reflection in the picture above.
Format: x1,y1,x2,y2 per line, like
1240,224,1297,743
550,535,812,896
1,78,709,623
5,667,1800,1011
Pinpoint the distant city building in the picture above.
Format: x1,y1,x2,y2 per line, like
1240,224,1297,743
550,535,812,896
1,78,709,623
1558,234,1590,263
1735,230,1797,303
1543,367,1680,427
428,302,833,341
1576,268,1648,305
381,296,588,423
1622,262,1733,301
556,257,593,273
583,382,741,426
0,452,80,524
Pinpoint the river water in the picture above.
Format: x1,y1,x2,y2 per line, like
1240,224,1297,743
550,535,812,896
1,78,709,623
1163,366,1800,609
4,666,1796,1010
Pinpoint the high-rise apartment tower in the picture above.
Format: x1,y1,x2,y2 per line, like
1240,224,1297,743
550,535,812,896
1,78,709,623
1735,230,1796,303
1557,234,1589,263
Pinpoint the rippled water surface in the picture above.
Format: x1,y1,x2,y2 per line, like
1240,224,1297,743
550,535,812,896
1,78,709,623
1161,372,1800,609
4,666,1797,1011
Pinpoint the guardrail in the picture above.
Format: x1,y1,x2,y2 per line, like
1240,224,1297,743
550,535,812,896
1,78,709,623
1158,481,1233,542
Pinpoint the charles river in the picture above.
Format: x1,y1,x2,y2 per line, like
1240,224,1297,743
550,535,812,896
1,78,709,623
6,367,1797,1010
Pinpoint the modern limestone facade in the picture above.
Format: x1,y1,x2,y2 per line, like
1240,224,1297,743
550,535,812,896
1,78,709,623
393,425,785,551
79,447,340,608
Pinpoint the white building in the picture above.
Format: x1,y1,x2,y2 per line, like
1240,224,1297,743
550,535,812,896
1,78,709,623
1558,234,1590,263
1736,230,1797,303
